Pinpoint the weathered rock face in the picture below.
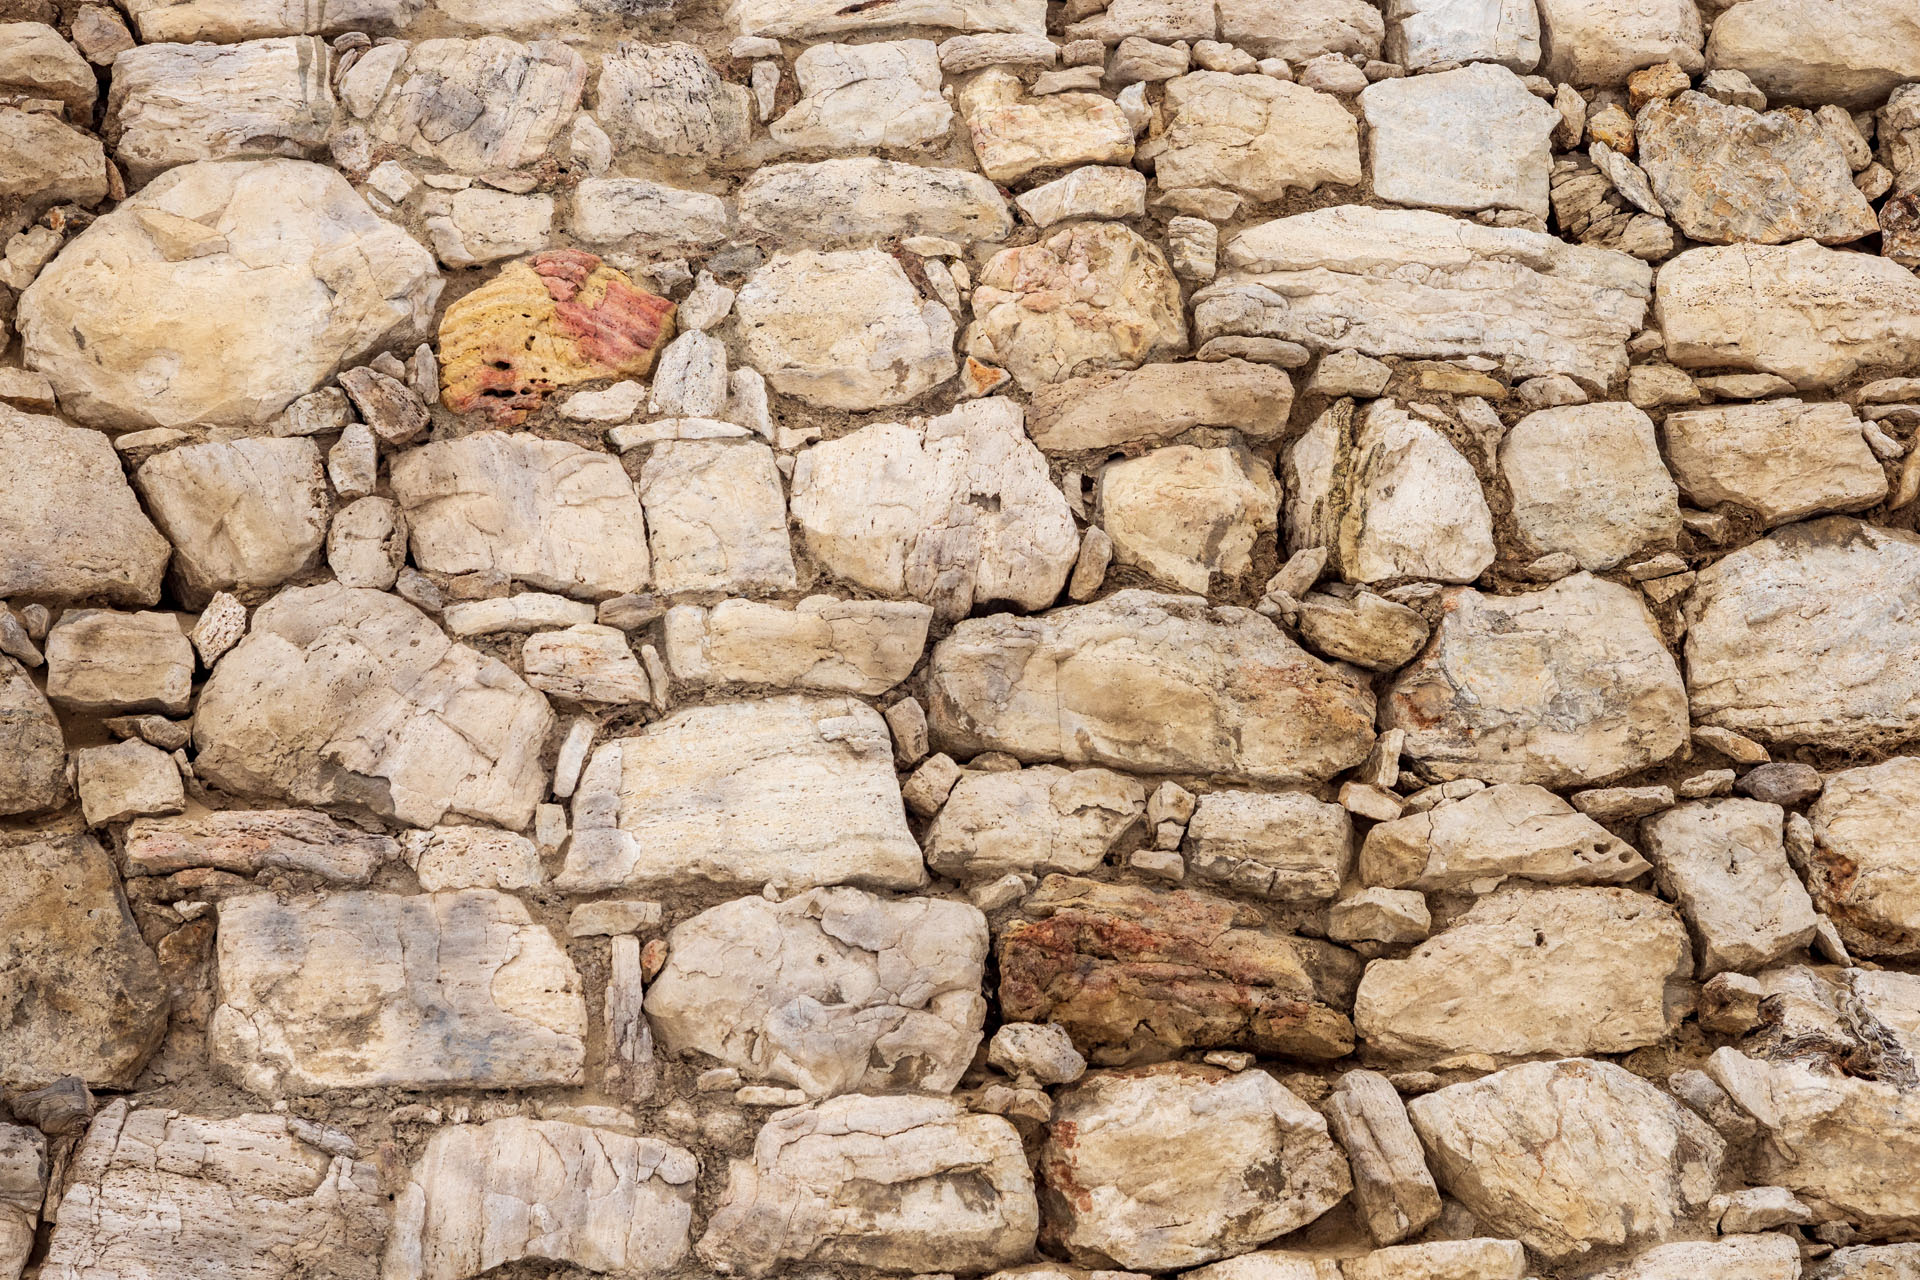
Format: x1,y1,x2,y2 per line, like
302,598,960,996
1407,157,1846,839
1499,402,1680,571
1386,574,1689,787
41,1102,387,1280
956,69,1135,183
1661,399,1887,526
1097,445,1280,593
106,37,335,183
998,876,1362,1064
557,696,924,893
771,39,952,150
0,407,170,605
1642,799,1817,976
1040,1065,1350,1270
1808,758,1920,956
1287,399,1495,585
1706,0,1920,109
696,1094,1038,1276
790,399,1075,620
930,590,1376,783
0,657,67,817
1657,241,1920,389
1193,207,1651,388
0,833,167,1090
20,159,439,430
738,158,1012,245
1361,63,1559,218
341,36,583,171
968,223,1186,392
122,0,421,42
385,1120,696,1280
1026,359,1292,452
0,108,106,226
1409,1058,1726,1258
596,41,749,158
1156,73,1360,202
735,249,955,409
45,609,192,717
389,431,650,599
664,597,932,695
1360,783,1649,891
647,888,987,1097
125,808,396,882
1686,519,1920,750
1355,887,1692,1061
639,440,797,595
1184,790,1353,901
925,767,1145,880
1535,0,1703,84
1386,0,1540,70
1638,92,1879,245
211,888,585,1095
134,437,329,606
192,583,555,830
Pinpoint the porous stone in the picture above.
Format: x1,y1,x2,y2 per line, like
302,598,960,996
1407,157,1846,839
1661,398,1888,525
211,888,585,1095
1097,445,1281,593
134,437,329,606
343,37,585,172
929,590,1376,783
1039,1065,1351,1270
556,695,925,893
1182,790,1353,901
20,159,439,430
0,407,170,604
192,583,555,830
1385,573,1689,787
1156,72,1361,201
106,37,335,183
1499,402,1680,570
647,888,987,1098
1360,782,1649,891
926,767,1146,880
1361,63,1560,217
125,809,396,882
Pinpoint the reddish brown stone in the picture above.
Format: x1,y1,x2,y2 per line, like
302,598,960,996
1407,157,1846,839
997,875,1360,1065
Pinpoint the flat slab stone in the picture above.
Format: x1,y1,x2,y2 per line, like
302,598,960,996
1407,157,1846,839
663,597,932,695
998,875,1362,1064
125,809,396,883
42,1102,387,1280
1183,790,1352,901
1685,519,1920,750
1661,398,1887,526
696,1094,1038,1277
737,158,1012,246
385,1119,696,1280
1408,1058,1725,1259
1642,798,1818,975
1657,241,1920,389
929,590,1376,783
638,440,795,596
1386,0,1540,70
1216,0,1383,60
1705,0,1920,109
45,609,193,717
647,888,987,1097
210,888,586,1095
122,0,420,42
1039,1065,1350,1271
1809,758,1920,957
192,583,555,830
1499,402,1680,571
556,695,925,894
1193,206,1651,389
0,833,167,1091
19,159,439,430
1026,358,1292,452
1360,782,1648,891
1354,886,1692,1061
1535,0,1703,85
1361,63,1559,218
727,0,1046,37
1385,574,1689,788
389,431,651,599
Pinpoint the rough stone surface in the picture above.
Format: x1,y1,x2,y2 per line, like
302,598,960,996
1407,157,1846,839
135,437,329,606
1535,0,1704,85
1362,64,1559,218
1807,757,1920,956
0,407,170,605
664,597,932,694
1661,398,1887,526
1157,73,1360,202
106,37,335,183
1386,0,1540,70
739,158,1011,245
1183,790,1353,901
1641,798,1819,975
0,656,68,817
1360,782,1649,891
1705,0,1920,110
926,766,1145,880
1499,402,1680,571
1097,445,1281,593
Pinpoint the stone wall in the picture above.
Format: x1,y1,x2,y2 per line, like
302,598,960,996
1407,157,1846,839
1,0,1920,1277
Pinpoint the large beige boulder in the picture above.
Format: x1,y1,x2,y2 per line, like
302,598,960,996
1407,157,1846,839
210,888,586,1096
1215,0,1383,60
1361,63,1559,218
192,583,555,830
0,406,169,604
1097,445,1281,594
1660,399,1887,526
737,158,1012,246
1385,574,1688,787
19,159,439,429
929,590,1376,783
925,766,1145,881
1499,402,1680,571
1385,0,1540,71
1706,0,1920,109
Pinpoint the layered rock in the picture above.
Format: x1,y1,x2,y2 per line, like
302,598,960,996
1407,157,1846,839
1385,0,1540,70
1155,73,1360,201
1535,0,1703,84
1026,359,1292,452
737,158,1012,245
770,40,952,150
663,597,932,695
1359,783,1649,891
596,42,749,159
122,0,421,42
210,888,586,1095
929,590,1376,783
125,808,396,882
727,0,1046,38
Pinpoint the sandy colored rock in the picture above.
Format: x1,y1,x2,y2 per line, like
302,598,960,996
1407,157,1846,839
556,695,924,893
1360,782,1649,891
1287,399,1495,585
1156,73,1360,202
1362,64,1559,218
568,177,727,252
1015,166,1147,228
193,583,554,830
664,597,932,695
638,441,794,596
1195,207,1651,389
134,437,328,606
1500,402,1680,571
1685,519,1920,750
728,0,1045,38
738,157,1011,245
930,590,1375,783
106,37,335,184
1026,358,1292,452
1661,398,1887,525
770,40,951,151
0,108,106,228
790,398,1076,620
390,430,651,599
438,249,674,424
125,809,395,883
74,739,184,827
342,36,583,172
1641,798,1818,975
20,159,438,430
647,888,987,1097
0,21,97,114
328,495,407,590
41,1102,386,1280
0,833,167,1091
1355,886,1691,1061
45,609,193,717
385,1119,695,1280
0,655,65,817
1183,790,1353,901
1385,574,1689,787
998,875,1362,1064
1040,1064,1351,1270
1408,1058,1725,1258
1592,1235,1801,1280
1535,0,1703,85
1215,0,1383,60
1097,445,1280,593
521,624,650,704
211,888,584,1096
1705,0,1920,109
1325,1070,1443,1246
696,1093,1038,1276
122,0,420,41
1657,240,1920,389
597,41,750,159
1386,0,1540,70
969,223,1186,392
927,767,1144,881
736,248,955,409
956,68,1135,183
1808,758,1920,956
